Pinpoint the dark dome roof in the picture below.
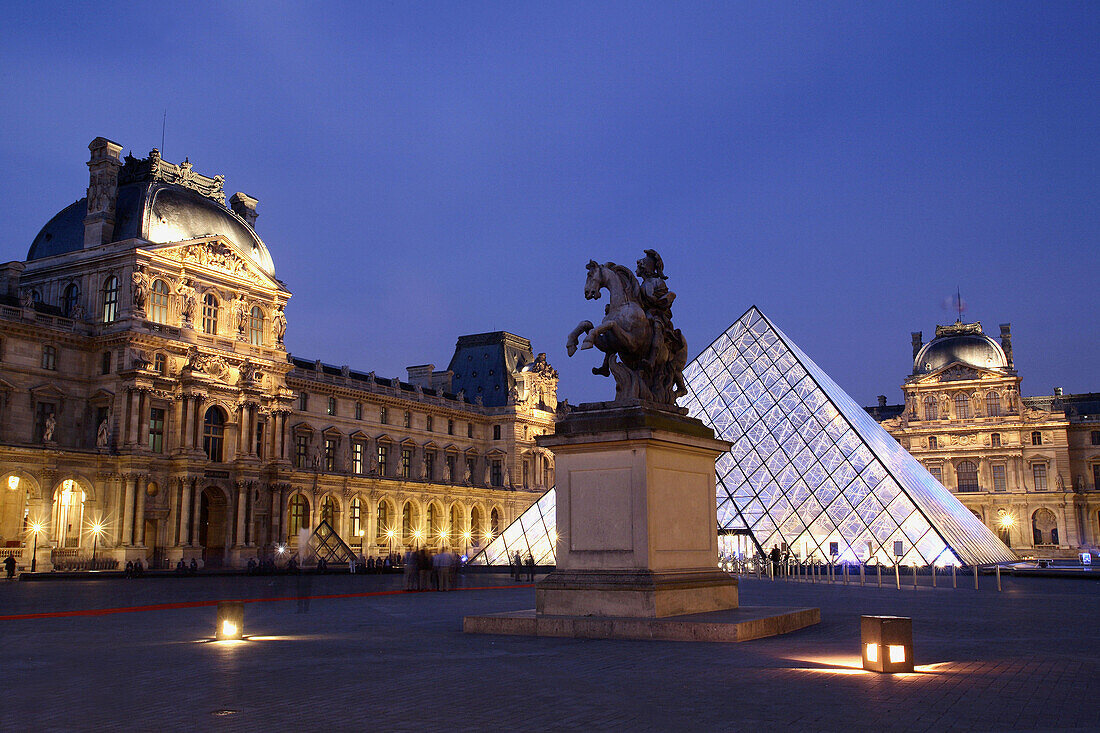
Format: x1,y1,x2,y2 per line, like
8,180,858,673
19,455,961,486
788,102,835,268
28,181,275,277
913,323,1008,375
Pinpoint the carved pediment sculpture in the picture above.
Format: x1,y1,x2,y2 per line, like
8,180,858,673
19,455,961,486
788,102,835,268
162,240,266,285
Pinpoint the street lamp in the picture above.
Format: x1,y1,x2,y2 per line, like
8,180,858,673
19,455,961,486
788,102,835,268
89,520,106,565
462,530,471,557
29,522,44,573
386,528,396,557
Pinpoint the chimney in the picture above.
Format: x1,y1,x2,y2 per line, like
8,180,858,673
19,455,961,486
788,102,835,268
911,331,923,360
877,395,887,408
999,323,1013,367
230,192,259,228
1054,387,1063,397
406,364,435,388
83,137,124,247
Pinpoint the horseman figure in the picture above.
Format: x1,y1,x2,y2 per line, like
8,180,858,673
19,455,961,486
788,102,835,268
567,250,688,405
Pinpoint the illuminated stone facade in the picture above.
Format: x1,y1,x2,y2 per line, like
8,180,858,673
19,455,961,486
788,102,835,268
867,321,1100,557
0,138,557,571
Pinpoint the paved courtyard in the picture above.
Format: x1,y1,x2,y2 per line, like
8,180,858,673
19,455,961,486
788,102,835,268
2,571,1098,732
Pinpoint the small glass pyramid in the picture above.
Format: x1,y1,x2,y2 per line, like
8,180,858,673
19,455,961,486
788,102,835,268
471,306,1015,567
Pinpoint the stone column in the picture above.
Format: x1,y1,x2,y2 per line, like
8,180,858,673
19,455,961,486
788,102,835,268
126,389,140,446
137,391,150,450
134,475,147,546
191,482,203,547
120,475,135,546
235,483,247,547
177,478,192,546
174,397,187,452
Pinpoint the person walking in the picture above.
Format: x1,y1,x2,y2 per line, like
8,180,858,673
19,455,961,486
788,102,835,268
769,545,781,577
4,554,15,579
525,553,535,582
403,548,417,590
513,551,522,582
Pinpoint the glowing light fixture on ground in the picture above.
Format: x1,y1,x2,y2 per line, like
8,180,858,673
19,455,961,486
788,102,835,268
861,615,913,673
216,601,245,640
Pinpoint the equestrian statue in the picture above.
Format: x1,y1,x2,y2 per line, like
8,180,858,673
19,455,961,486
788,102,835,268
566,249,688,405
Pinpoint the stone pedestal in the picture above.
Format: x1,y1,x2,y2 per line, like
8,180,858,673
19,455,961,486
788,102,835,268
535,402,738,618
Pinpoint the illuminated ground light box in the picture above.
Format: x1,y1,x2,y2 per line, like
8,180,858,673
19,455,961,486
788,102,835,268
216,600,245,640
861,615,913,673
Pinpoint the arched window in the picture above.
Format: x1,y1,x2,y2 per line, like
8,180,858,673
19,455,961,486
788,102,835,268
491,508,502,536
985,392,1001,417
923,396,937,421
202,407,226,462
471,506,483,539
956,460,979,492
1032,508,1058,545
402,501,413,540
954,393,971,420
376,501,389,540
289,494,310,535
427,503,438,542
62,283,80,317
153,352,166,375
202,293,219,334
450,505,462,543
320,495,337,527
102,276,119,323
928,436,938,450
150,279,170,323
350,498,362,537
249,305,264,346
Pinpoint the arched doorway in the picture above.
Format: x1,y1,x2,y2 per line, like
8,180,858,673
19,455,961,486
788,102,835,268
471,506,483,541
1,474,31,546
491,507,502,537
53,479,86,548
199,487,228,567
1032,508,1058,546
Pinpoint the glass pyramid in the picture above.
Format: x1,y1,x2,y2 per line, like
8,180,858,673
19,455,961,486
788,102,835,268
471,306,1015,567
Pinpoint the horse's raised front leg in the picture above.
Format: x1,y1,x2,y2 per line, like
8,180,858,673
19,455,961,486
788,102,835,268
566,320,594,357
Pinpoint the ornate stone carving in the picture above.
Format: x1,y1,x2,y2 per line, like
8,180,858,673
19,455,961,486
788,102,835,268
120,149,226,205
176,278,198,325
565,250,687,405
527,352,558,378
131,265,149,313
42,413,56,443
238,358,262,386
96,409,111,448
162,240,265,284
231,293,248,339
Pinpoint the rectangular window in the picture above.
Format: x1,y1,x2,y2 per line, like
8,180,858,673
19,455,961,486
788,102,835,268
355,402,362,420
41,345,57,371
425,452,434,481
992,465,1007,492
401,448,412,478
1094,464,1100,491
1032,464,1047,491
350,501,361,537
102,351,111,375
990,433,1001,448
426,415,433,432
1091,431,1100,446
380,406,388,425
295,435,308,468
249,308,263,346
298,392,309,411
491,460,502,487
467,423,473,438
324,438,336,471
493,424,501,440
352,442,364,475
927,465,942,484
403,411,410,428
447,419,454,435
1032,431,1042,446
148,407,165,453
377,445,388,475
255,422,264,459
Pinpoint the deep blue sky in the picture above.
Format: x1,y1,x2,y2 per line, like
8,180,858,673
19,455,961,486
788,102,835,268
2,3,1097,404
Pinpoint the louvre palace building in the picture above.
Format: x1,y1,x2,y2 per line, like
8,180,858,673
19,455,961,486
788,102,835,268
0,137,560,570
865,321,1100,557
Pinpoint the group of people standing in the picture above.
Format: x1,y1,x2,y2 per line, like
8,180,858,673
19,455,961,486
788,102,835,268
512,552,536,581
403,548,461,591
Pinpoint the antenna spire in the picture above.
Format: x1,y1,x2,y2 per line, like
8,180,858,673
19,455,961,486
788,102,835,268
956,286,963,322
160,109,166,154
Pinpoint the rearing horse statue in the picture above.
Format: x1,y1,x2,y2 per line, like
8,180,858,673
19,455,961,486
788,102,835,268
566,255,687,405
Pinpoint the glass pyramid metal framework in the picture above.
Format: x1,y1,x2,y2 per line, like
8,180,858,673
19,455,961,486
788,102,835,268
471,306,1015,567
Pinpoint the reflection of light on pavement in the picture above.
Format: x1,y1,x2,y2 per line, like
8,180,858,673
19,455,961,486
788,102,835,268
785,653,956,677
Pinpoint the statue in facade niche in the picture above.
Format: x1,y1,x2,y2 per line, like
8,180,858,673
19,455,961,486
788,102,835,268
566,250,688,405
43,413,57,443
272,306,287,346
463,462,471,485
96,412,111,448
176,279,198,325
131,265,149,312
231,293,248,337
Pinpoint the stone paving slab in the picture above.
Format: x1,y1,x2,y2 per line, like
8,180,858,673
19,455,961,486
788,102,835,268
463,605,820,641
2,572,1099,732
